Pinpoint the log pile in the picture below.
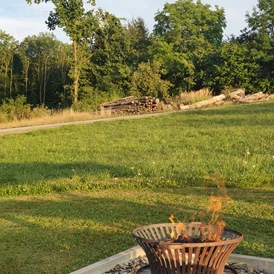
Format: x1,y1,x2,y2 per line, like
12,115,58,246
178,89,274,111
228,89,271,103
238,91,269,103
100,96,162,115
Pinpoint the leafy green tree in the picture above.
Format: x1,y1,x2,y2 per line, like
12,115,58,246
125,17,151,70
89,9,132,99
19,33,65,106
26,0,97,102
203,40,259,93
152,0,226,93
0,30,18,100
148,39,195,95
154,0,226,51
130,61,172,100
240,0,274,92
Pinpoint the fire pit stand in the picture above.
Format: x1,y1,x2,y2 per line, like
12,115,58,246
133,222,243,274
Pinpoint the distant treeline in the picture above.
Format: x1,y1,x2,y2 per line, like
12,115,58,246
0,0,273,111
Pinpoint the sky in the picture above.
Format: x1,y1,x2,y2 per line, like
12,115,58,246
0,0,258,43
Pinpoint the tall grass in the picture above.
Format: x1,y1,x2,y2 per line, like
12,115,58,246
0,108,103,129
177,88,213,104
0,101,274,273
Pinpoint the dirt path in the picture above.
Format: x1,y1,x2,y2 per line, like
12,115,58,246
0,111,175,135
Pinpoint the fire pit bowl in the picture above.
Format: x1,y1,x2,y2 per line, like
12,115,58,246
133,222,243,274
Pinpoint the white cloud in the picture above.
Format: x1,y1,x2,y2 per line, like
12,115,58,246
0,17,69,42
0,0,258,42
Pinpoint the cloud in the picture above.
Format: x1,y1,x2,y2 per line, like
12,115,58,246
0,17,47,41
0,17,69,42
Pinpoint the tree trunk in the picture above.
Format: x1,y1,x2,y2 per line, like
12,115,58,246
9,56,13,97
4,64,8,98
43,61,47,105
25,60,29,96
178,94,226,110
73,40,79,103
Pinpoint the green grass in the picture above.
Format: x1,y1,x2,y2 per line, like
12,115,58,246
0,101,274,273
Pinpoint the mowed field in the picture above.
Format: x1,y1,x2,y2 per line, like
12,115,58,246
0,102,274,273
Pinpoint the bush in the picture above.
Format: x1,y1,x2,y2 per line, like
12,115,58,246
0,95,31,122
0,110,8,123
130,61,173,101
72,86,111,112
31,105,50,118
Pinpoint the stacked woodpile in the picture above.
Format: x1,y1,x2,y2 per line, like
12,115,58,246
100,96,162,115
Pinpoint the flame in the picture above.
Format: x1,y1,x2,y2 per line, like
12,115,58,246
169,215,187,240
169,215,175,224
168,182,233,242
207,196,222,224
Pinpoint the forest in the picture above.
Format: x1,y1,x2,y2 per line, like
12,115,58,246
0,0,273,121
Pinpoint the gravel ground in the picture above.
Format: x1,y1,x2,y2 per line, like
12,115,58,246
103,255,271,274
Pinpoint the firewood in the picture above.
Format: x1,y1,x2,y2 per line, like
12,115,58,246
101,96,161,114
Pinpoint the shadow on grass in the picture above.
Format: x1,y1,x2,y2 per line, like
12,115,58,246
0,161,221,196
0,161,135,185
0,191,273,273
0,194,196,273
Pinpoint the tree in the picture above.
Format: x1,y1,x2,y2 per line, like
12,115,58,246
152,0,226,93
26,0,97,103
241,0,274,92
130,61,173,100
148,39,195,94
154,0,226,51
0,30,18,100
125,17,151,70
19,33,70,106
89,10,132,98
202,39,259,93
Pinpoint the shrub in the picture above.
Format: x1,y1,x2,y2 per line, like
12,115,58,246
0,95,32,121
130,61,173,101
0,110,8,123
72,86,111,112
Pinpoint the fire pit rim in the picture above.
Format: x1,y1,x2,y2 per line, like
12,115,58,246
133,222,243,247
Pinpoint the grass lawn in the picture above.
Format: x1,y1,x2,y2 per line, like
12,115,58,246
0,101,274,273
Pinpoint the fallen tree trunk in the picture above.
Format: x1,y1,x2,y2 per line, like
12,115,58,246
228,89,245,101
238,92,268,103
178,94,226,110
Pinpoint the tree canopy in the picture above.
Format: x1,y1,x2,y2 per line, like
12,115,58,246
0,0,273,116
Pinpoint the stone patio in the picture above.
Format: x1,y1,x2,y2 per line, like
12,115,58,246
70,246,274,274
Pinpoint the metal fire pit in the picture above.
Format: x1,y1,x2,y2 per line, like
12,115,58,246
133,222,243,274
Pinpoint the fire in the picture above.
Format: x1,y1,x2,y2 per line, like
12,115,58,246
169,183,233,243
169,215,192,242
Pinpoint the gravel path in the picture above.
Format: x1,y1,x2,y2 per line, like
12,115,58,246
0,111,174,135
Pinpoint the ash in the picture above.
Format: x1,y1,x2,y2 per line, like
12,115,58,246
103,256,271,274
